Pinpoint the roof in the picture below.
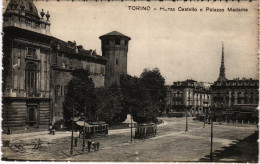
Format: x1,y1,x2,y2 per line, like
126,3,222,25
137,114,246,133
51,37,107,62
212,78,259,87
99,31,131,40
6,0,39,19
75,121,92,127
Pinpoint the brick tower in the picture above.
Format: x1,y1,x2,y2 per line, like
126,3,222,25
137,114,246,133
99,31,131,87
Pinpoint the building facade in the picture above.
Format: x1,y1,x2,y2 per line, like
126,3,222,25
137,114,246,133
2,0,129,132
168,80,212,115
211,78,259,109
50,39,107,122
2,0,53,133
211,44,259,110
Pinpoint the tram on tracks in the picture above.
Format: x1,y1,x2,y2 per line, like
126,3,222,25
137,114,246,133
167,112,183,118
135,123,157,139
76,121,109,139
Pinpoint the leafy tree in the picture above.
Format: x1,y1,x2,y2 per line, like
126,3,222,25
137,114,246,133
120,74,152,123
63,69,97,127
96,83,124,123
140,68,167,121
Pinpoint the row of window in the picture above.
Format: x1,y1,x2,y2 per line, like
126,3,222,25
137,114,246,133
106,38,128,46
55,85,67,97
215,92,256,97
52,52,106,73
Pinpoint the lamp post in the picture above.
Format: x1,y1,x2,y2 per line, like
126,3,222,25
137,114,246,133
203,110,206,128
131,113,133,143
210,104,215,162
70,105,75,156
203,101,209,128
82,107,86,153
186,90,191,132
185,107,188,132
210,116,213,161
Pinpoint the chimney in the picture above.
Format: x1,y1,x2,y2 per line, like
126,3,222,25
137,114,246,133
77,45,83,50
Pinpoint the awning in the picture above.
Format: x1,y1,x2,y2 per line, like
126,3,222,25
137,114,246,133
72,117,81,122
75,121,92,127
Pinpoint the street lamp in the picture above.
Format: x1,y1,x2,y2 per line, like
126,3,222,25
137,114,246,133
203,111,206,128
186,91,191,132
185,107,188,132
210,115,213,162
210,103,215,162
70,105,75,156
203,101,209,128
82,107,86,153
131,113,133,143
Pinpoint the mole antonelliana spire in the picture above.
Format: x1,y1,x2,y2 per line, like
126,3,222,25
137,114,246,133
217,43,227,82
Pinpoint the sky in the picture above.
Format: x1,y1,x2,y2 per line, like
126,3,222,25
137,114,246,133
2,1,259,84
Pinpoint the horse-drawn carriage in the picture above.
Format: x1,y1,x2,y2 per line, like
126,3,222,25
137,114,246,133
135,123,157,139
76,121,109,139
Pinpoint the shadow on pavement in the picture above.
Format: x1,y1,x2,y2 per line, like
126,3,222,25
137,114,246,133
199,131,258,162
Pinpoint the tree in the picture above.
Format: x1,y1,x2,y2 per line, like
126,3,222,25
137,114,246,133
63,69,97,127
140,68,167,121
96,83,124,123
120,74,152,123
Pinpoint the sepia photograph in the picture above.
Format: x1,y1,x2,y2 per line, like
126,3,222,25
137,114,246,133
1,0,259,162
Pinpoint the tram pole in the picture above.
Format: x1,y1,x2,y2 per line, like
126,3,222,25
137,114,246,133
70,106,74,156
185,107,188,132
203,107,206,128
210,117,213,161
131,114,133,143
210,103,216,162
82,107,86,153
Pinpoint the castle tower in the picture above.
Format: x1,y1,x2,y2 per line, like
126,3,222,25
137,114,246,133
217,43,227,82
99,31,131,86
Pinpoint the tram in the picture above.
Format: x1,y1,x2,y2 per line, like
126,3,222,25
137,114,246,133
76,121,109,139
135,123,157,139
167,112,183,118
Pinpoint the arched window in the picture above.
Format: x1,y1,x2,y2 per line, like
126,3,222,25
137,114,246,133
25,63,37,93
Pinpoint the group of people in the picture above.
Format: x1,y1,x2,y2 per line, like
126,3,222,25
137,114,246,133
87,140,100,152
73,130,100,152
49,126,100,152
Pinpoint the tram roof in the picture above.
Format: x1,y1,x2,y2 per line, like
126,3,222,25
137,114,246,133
76,121,92,127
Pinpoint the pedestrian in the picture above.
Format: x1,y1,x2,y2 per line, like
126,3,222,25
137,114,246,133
49,124,53,134
87,140,92,152
38,139,42,148
52,128,55,135
74,130,79,147
93,140,97,151
96,141,100,151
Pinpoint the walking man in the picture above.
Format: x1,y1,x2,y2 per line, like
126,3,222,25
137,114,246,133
87,140,92,152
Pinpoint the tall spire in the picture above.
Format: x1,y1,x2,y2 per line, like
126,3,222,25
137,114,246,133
217,43,227,81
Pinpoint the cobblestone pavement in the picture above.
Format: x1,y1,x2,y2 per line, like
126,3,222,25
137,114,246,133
2,117,257,162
